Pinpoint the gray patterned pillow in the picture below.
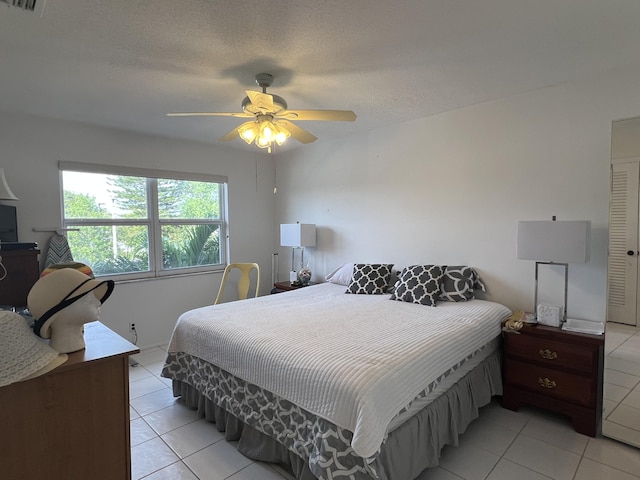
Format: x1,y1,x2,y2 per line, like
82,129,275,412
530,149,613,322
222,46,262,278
439,266,486,302
345,264,394,294
390,265,446,306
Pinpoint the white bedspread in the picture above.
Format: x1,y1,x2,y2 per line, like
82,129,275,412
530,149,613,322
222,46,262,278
167,283,511,458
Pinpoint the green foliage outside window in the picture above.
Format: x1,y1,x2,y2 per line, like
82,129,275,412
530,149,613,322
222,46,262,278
62,170,224,277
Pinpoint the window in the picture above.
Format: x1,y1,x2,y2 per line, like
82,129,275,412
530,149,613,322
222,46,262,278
60,162,228,279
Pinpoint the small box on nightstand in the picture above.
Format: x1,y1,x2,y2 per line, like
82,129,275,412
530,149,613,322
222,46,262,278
537,304,562,327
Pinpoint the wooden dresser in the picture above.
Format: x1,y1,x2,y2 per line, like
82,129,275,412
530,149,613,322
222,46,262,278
502,322,604,437
0,321,139,479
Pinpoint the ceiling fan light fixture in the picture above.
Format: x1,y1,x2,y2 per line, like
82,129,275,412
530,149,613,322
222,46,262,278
245,116,289,151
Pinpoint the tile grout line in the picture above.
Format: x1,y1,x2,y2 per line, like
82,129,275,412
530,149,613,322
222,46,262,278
479,412,540,480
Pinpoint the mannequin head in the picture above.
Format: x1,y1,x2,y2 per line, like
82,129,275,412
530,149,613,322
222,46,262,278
46,292,102,353
28,268,114,353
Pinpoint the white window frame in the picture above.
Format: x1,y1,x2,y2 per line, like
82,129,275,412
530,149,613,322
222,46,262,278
59,161,229,280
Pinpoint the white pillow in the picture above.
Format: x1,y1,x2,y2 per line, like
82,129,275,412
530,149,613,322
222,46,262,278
325,263,354,286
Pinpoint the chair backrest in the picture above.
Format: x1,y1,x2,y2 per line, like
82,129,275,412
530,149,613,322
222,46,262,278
214,263,261,305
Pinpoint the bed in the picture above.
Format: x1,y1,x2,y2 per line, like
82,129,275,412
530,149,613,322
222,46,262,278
161,265,511,480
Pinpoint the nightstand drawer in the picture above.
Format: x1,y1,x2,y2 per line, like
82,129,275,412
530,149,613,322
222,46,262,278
504,332,594,374
504,359,595,407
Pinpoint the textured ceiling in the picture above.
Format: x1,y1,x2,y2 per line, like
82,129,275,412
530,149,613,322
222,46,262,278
1,0,640,152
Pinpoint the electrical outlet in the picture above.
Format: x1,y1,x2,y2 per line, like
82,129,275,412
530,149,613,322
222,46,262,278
129,322,136,333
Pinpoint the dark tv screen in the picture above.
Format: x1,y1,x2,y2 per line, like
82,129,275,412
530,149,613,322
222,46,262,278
0,204,18,242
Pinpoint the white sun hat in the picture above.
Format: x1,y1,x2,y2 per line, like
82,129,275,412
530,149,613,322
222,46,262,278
0,311,68,387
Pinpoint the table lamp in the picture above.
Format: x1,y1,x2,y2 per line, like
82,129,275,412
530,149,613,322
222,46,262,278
517,218,590,323
280,223,316,282
0,168,18,201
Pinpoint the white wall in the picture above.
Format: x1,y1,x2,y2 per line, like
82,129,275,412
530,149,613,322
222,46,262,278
275,63,640,322
4,61,640,347
0,112,276,348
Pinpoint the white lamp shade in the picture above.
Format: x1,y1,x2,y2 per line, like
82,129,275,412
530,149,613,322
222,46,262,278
280,224,316,247
0,168,18,201
517,220,590,263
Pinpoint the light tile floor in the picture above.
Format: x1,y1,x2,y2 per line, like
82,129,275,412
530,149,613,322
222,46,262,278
604,322,640,448
130,346,640,480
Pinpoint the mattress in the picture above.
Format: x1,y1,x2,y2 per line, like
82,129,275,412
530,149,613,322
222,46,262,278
387,335,500,432
165,283,511,459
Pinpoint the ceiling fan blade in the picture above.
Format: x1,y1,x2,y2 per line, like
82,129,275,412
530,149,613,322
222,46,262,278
246,90,274,112
219,122,252,142
279,109,357,122
279,120,318,144
167,112,253,118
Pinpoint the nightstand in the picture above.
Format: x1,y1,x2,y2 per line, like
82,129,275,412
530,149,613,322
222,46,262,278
502,322,604,437
272,281,318,294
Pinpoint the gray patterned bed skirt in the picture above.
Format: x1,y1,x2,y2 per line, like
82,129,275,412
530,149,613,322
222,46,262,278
163,350,502,480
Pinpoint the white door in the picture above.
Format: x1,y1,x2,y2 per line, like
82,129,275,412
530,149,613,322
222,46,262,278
608,162,639,325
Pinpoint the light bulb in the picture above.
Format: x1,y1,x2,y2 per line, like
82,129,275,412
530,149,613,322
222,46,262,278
238,123,259,145
242,129,256,141
274,127,290,145
256,135,270,148
262,126,273,140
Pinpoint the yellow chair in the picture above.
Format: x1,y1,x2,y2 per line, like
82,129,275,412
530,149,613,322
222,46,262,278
214,263,261,304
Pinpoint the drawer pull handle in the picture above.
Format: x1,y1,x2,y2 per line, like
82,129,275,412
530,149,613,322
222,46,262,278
539,349,558,360
538,377,557,389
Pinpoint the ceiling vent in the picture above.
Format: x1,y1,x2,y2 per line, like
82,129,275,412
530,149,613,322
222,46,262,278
1,0,46,16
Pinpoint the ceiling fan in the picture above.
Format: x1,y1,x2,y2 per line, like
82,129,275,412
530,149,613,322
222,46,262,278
167,73,357,151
